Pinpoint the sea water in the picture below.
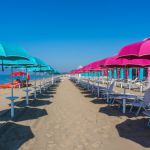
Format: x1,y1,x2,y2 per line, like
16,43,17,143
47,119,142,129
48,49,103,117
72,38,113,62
0,74,50,84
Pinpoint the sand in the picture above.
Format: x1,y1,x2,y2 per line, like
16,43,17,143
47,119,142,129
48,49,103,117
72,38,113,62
0,77,149,150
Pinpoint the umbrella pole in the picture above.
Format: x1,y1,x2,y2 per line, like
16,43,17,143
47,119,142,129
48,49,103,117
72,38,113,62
123,67,127,95
34,71,37,100
42,72,45,91
88,72,90,90
43,72,46,91
106,68,109,103
52,73,54,85
122,66,127,114
25,67,29,105
11,67,14,118
39,72,42,94
39,67,42,94
97,71,100,98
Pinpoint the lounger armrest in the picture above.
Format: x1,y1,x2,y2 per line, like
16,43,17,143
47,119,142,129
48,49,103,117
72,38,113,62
136,96,144,102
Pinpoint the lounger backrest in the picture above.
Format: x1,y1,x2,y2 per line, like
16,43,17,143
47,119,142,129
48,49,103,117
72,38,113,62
108,81,115,91
134,78,138,82
143,87,150,104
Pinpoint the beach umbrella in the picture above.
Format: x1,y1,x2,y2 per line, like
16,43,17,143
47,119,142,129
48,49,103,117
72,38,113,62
3,58,36,118
11,71,26,76
104,55,150,113
0,43,29,60
24,57,48,100
32,65,55,88
0,43,30,71
117,38,150,59
105,55,150,67
117,38,150,82
89,67,107,72
0,43,31,119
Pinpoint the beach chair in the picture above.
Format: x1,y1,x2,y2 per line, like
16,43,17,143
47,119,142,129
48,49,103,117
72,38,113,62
129,87,150,116
100,81,115,103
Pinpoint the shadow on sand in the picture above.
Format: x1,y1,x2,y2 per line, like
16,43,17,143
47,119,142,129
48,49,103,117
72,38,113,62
99,105,141,118
0,122,34,150
90,98,107,104
77,87,96,98
0,107,48,122
116,118,150,147
14,99,52,107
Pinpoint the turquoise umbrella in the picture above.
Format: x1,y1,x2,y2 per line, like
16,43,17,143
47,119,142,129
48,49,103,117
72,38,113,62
23,57,48,100
0,42,29,60
29,65,53,92
0,43,31,119
3,58,35,118
0,43,30,72
33,66,54,72
29,57,48,67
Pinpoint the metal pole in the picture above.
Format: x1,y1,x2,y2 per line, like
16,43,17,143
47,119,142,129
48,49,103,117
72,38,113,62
11,67,14,118
34,71,37,99
106,68,109,103
123,66,127,113
39,67,42,94
97,71,100,97
52,74,54,85
25,67,29,105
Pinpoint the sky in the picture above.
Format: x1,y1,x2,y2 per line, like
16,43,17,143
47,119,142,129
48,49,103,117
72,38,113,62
0,0,150,72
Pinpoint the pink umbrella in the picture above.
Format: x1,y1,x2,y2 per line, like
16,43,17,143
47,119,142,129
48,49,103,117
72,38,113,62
104,55,150,68
117,38,150,58
88,57,110,69
89,67,107,72
11,71,26,76
104,55,150,107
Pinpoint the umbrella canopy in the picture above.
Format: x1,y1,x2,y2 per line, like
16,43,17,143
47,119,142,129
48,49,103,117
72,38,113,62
2,56,49,70
51,68,60,74
11,71,26,76
0,42,30,60
89,67,108,72
86,57,109,69
117,38,150,58
34,66,54,72
2,58,35,67
30,57,48,67
78,66,90,73
104,55,150,68
72,58,109,74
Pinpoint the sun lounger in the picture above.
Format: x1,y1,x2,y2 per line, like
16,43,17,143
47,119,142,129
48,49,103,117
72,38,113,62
109,92,137,113
130,87,150,116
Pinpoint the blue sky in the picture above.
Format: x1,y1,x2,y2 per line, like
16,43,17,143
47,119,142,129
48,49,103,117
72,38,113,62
0,0,150,72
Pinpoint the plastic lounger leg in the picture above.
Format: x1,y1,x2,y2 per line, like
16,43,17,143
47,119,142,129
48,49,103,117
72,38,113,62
122,99,126,114
129,105,134,113
136,104,143,116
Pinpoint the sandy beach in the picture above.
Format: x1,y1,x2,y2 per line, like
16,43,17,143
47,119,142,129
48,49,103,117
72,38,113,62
0,77,149,150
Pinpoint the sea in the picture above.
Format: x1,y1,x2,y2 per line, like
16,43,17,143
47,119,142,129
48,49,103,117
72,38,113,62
0,74,50,84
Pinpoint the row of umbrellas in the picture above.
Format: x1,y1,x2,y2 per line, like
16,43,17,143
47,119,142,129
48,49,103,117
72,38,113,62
0,42,59,118
69,38,150,75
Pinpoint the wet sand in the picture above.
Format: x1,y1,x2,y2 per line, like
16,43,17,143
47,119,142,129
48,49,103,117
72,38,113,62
0,78,149,150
